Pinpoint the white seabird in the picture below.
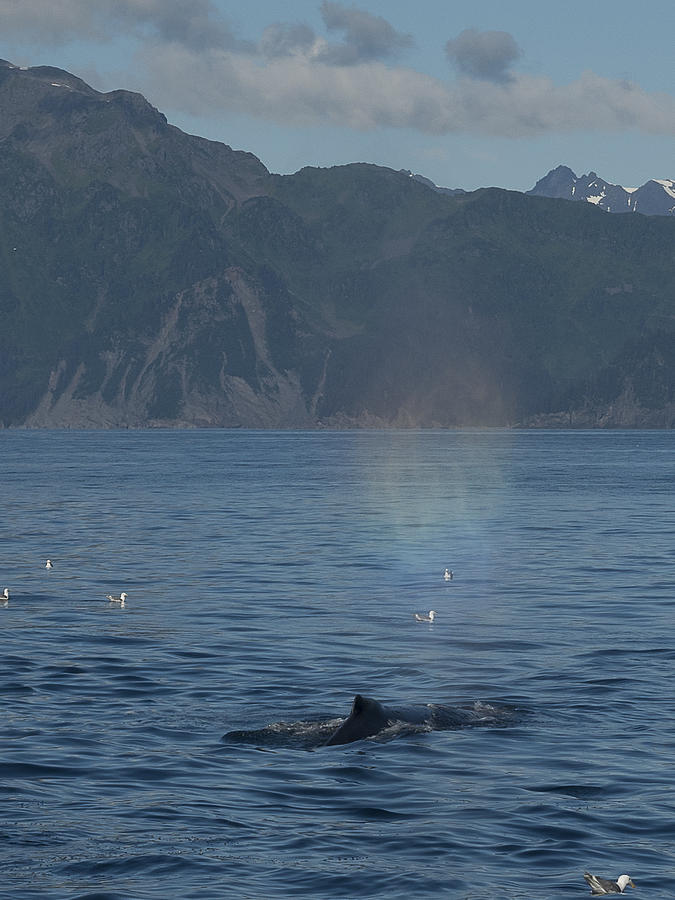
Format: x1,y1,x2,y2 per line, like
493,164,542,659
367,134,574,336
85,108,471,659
106,592,127,604
1,587,9,603
583,872,635,894
443,568,453,581
45,559,53,569
414,610,436,623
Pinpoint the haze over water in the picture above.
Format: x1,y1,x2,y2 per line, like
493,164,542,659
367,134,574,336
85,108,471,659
1,429,673,899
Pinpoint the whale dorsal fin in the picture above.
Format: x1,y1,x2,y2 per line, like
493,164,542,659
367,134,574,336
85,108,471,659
352,695,383,717
352,694,368,715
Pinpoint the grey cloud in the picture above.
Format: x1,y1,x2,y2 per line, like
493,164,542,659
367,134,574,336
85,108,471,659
259,23,317,59
0,0,100,43
0,0,406,61
108,0,252,52
317,1,413,64
445,28,521,83
0,0,251,52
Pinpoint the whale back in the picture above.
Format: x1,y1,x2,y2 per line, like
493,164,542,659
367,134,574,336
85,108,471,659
324,694,390,746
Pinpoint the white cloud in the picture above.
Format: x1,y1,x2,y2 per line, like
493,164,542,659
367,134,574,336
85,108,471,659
140,45,675,138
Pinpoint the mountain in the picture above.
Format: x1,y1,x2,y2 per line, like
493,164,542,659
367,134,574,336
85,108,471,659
528,165,675,216
0,61,673,428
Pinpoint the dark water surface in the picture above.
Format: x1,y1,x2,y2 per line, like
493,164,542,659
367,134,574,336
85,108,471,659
1,429,673,899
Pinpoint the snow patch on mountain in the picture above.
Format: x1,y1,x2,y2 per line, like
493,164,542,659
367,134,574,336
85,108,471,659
527,165,675,216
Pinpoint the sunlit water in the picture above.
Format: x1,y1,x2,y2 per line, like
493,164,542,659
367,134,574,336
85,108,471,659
1,429,673,899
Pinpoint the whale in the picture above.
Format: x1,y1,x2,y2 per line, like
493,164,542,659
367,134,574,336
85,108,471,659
222,695,515,749
324,694,488,746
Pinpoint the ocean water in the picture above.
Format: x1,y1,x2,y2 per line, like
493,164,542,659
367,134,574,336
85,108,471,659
1,429,673,900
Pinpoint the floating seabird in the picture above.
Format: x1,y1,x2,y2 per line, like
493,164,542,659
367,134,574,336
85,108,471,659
106,592,127,604
443,568,453,581
583,872,635,894
45,559,53,569
414,610,436,622
1,588,9,602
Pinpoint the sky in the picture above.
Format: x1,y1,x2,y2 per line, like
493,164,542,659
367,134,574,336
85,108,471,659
0,0,674,192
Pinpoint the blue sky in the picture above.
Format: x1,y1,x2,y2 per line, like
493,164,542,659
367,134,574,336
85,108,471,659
1,0,673,191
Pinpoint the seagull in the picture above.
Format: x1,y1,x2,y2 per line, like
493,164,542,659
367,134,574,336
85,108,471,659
106,592,127,604
45,559,53,569
583,872,635,894
414,610,436,623
443,568,453,581
1,588,9,603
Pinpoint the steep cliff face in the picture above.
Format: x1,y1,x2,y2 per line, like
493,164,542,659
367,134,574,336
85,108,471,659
0,61,312,427
527,331,675,428
1,62,673,428
22,267,326,428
